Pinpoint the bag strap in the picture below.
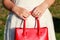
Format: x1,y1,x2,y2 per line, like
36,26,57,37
35,17,40,36
22,17,40,36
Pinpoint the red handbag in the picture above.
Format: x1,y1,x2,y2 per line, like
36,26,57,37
15,18,49,40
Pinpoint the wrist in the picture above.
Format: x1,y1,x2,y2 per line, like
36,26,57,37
11,5,17,13
42,1,49,10
38,1,48,9
43,1,49,8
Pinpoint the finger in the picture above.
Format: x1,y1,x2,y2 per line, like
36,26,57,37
24,11,30,17
38,13,42,17
32,8,38,15
34,11,41,17
23,13,29,18
35,13,39,17
20,14,26,20
32,10,39,17
34,11,39,16
26,12,30,16
23,14,28,18
22,13,30,19
35,13,40,17
33,9,38,14
16,11,26,20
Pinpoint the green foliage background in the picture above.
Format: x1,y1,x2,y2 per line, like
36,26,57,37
0,0,60,40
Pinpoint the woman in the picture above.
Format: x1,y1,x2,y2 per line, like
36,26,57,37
3,0,56,40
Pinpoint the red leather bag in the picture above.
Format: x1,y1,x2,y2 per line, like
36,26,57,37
15,18,49,40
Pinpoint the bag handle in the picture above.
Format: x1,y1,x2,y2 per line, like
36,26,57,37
36,17,40,36
22,17,40,36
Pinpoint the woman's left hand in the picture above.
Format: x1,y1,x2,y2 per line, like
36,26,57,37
31,2,48,18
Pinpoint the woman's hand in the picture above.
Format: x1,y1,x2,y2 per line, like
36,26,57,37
12,6,30,20
32,2,48,18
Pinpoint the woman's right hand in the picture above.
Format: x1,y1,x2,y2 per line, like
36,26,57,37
12,6,30,20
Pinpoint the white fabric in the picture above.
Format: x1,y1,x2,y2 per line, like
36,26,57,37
4,0,56,40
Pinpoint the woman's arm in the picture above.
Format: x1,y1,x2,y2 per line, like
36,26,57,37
43,0,55,8
3,0,15,11
3,0,30,20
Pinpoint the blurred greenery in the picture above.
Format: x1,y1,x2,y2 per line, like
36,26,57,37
0,0,60,40
49,0,60,18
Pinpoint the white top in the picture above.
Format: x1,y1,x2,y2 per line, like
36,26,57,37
11,0,52,28
14,0,44,11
